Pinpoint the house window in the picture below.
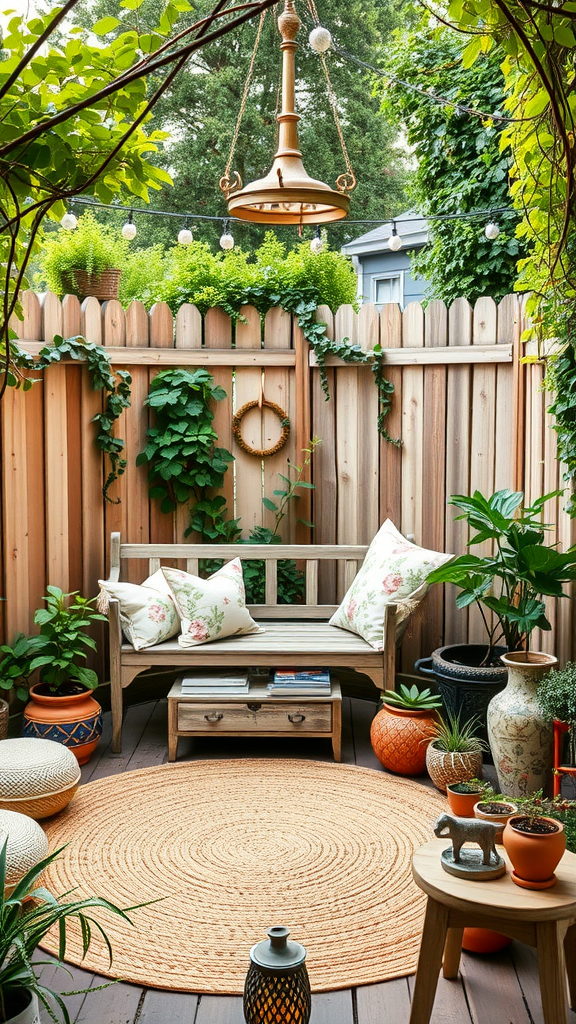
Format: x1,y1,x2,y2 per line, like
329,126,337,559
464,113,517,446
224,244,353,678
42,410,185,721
373,273,403,307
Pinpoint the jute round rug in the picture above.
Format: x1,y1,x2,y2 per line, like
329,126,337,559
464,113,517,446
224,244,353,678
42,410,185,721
41,759,445,993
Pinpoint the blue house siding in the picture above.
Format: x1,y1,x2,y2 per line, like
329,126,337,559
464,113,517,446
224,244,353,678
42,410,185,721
358,250,427,308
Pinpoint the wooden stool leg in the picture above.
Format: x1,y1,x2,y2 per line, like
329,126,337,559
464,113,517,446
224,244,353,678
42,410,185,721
443,927,464,979
537,920,569,1024
409,897,450,1024
564,923,576,1011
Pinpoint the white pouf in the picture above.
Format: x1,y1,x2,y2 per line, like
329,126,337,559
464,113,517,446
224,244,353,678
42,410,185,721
0,808,49,892
0,738,81,819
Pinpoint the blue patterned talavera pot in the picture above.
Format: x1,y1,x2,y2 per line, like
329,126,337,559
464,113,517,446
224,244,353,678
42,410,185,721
487,651,556,798
22,684,103,765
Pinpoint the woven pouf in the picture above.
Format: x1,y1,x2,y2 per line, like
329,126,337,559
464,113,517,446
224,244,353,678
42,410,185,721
0,738,81,819
0,808,49,893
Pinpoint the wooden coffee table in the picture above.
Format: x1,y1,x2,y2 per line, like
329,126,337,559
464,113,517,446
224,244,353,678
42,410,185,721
410,838,576,1024
167,677,342,762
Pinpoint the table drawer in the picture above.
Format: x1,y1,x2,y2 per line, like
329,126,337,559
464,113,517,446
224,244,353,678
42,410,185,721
177,701,332,733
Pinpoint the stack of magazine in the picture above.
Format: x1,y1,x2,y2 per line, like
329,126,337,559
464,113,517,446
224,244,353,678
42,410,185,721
268,669,331,696
180,670,249,695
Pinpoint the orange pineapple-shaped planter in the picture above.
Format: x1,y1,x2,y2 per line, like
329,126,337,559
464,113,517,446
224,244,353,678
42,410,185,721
371,704,440,776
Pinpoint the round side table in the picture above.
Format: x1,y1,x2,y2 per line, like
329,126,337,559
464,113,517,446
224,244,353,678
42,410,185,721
410,838,576,1024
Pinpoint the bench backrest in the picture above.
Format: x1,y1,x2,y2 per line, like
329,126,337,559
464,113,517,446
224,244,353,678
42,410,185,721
110,534,368,619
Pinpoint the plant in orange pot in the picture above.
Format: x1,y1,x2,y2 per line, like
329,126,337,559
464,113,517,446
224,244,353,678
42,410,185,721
503,794,567,889
21,587,107,765
370,684,442,776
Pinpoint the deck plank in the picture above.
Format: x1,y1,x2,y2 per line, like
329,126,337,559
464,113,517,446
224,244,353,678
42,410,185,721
310,989,354,1023
407,970,473,1023
138,989,199,1023
196,995,243,1022
511,941,576,1024
459,947,533,1023
74,979,143,1024
356,978,411,1022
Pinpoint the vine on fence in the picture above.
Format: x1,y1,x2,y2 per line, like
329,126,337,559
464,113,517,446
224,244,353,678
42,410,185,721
12,334,131,502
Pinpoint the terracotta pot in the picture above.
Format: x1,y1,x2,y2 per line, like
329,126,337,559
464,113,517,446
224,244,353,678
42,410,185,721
487,651,556,797
370,704,439,775
473,800,518,843
22,684,102,765
425,741,483,793
462,928,511,953
503,815,566,889
446,783,486,818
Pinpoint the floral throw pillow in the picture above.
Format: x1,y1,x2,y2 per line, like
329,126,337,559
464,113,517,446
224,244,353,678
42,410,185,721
162,558,263,648
97,569,180,651
328,520,453,651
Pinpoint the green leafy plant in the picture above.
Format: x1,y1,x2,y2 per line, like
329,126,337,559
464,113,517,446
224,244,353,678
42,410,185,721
137,369,239,541
431,712,488,754
0,634,46,702
537,661,576,766
0,839,135,1024
28,587,107,696
427,489,576,654
38,212,130,296
381,683,443,711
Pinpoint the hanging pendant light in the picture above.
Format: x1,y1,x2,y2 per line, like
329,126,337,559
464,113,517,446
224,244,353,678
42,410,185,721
221,1,353,225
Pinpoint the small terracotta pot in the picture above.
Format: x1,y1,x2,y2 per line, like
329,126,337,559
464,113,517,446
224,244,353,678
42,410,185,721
473,801,518,843
503,815,566,888
426,741,483,793
370,704,439,776
22,684,102,765
462,928,512,954
446,783,485,818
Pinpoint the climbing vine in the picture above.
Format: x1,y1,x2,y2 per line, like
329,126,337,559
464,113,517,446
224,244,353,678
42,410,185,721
11,334,131,502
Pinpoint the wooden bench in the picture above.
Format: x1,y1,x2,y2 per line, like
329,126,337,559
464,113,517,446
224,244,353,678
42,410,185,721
105,534,400,753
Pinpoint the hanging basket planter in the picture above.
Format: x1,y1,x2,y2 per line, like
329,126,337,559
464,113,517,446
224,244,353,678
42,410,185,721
62,268,121,301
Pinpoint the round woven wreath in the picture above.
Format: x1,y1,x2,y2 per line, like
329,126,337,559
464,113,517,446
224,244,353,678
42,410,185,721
232,399,290,457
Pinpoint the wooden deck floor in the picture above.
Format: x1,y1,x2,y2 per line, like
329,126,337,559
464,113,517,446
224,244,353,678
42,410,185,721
38,694,576,1024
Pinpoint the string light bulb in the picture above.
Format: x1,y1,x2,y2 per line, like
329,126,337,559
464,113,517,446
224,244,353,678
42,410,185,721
310,226,324,254
484,220,500,240
122,212,137,240
61,212,77,231
178,225,193,245
309,25,332,52
220,220,235,250
387,223,402,251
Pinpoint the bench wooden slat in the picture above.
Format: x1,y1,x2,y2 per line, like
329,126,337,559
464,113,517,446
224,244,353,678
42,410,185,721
305,560,319,605
344,559,358,591
186,558,199,576
149,557,160,575
265,560,277,605
119,543,369,560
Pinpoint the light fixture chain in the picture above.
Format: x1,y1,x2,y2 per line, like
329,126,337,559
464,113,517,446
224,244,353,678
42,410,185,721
220,10,267,198
318,49,356,193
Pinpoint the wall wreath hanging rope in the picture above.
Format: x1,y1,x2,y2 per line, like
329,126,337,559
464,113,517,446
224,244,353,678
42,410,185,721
232,398,290,458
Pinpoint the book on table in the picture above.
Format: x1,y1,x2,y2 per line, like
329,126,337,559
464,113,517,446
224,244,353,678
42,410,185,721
268,668,331,696
180,670,249,695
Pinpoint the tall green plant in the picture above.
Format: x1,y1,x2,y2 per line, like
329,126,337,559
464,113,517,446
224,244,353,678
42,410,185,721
427,489,576,653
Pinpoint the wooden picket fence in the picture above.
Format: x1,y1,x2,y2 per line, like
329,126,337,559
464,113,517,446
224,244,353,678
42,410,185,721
1,290,574,681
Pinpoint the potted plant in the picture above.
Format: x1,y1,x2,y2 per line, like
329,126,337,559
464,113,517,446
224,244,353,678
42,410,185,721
370,683,442,776
472,785,518,842
0,635,46,741
0,839,134,1024
426,713,487,792
39,211,129,300
21,587,107,764
445,778,490,818
427,488,576,797
536,661,576,796
502,793,567,889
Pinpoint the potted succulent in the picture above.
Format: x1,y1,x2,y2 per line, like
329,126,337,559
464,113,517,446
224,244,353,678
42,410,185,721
370,684,442,776
0,839,134,1024
426,488,576,797
39,211,129,300
21,587,106,764
426,713,487,792
503,794,566,889
536,661,576,795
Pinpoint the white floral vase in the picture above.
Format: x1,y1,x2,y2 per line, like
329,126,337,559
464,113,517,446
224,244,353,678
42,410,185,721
487,651,556,798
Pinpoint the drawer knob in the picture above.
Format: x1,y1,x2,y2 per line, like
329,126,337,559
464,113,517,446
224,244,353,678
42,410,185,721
288,713,306,724
204,712,224,723
247,702,262,712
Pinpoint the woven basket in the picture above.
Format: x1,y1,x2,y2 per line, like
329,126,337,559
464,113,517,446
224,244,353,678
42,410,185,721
426,740,483,793
0,699,8,741
63,268,121,301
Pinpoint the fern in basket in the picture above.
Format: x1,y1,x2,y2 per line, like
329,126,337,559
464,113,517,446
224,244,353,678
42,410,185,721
38,212,129,296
